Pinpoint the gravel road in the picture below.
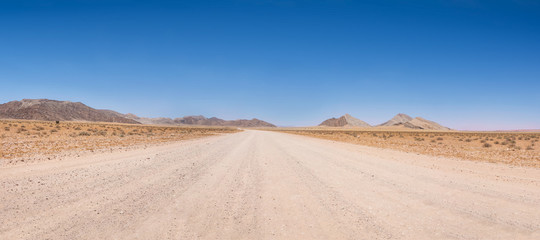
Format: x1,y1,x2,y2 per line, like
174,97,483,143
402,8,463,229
1,130,539,239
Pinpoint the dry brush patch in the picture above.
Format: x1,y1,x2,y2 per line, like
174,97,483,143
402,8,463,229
0,119,240,165
272,129,540,167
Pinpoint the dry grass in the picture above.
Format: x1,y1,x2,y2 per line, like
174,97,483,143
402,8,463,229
0,119,240,165
270,128,540,167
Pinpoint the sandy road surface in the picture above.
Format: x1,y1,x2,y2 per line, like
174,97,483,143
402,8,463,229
1,130,539,239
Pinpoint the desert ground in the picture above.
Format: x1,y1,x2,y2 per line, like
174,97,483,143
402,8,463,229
270,128,540,167
0,120,239,165
1,127,539,239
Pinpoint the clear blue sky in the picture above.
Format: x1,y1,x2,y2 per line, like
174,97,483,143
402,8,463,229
1,0,539,130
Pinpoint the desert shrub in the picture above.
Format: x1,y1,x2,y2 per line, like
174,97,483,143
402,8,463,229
437,137,443,141
95,131,107,136
74,127,81,130
494,141,499,144
50,129,58,133
4,127,9,131
480,140,486,143
78,131,91,136
526,146,534,150
465,139,472,142
483,143,492,148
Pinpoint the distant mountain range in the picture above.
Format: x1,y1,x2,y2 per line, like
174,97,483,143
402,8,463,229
125,114,276,128
0,99,139,124
320,113,451,130
0,99,276,128
1,99,452,130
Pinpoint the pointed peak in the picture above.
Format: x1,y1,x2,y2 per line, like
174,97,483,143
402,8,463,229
319,114,371,127
379,113,413,126
394,113,412,119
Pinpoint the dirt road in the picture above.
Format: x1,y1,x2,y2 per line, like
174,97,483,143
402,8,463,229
1,130,539,239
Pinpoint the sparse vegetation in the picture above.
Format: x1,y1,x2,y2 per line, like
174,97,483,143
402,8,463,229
271,128,540,167
0,119,240,164
78,131,91,136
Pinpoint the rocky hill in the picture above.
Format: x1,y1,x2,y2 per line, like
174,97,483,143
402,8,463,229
223,118,276,128
380,114,450,130
400,117,450,130
318,113,450,130
125,114,276,128
124,114,177,125
0,99,140,124
319,114,371,127
379,113,413,126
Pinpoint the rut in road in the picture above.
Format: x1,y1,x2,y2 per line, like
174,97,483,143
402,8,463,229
1,130,539,239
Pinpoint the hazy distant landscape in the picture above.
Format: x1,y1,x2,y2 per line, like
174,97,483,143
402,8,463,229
1,98,539,239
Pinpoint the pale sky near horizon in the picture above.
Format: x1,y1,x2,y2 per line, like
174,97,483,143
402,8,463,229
1,0,539,130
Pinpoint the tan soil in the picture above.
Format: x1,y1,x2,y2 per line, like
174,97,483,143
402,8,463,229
1,130,539,239
273,128,540,167
0,119,239,165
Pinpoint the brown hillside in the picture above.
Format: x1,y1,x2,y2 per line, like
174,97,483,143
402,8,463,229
0,99,139,124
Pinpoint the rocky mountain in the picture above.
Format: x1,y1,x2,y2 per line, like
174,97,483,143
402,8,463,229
318,113,450,130
0,99,277,127
222,118,276,128
380,114,451,130
125,114,276,128
124,114,177,125
319,114,371,127
400,117,450,130
379,113,413,126
174,115,225,126
0,99,140,124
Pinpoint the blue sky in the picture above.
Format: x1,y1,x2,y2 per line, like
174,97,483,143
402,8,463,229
1,0,539,130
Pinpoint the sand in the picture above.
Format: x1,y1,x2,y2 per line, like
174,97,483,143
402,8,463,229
1,130,539,239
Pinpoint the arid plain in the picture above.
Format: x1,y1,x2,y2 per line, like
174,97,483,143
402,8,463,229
1,119,539,239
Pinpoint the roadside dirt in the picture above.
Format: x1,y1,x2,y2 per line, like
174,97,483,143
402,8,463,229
1,130,539,239
273,129,540,167
0,119,238,165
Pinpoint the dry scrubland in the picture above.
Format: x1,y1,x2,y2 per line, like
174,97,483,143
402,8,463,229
0,119,239,165
2,130,539,239
272,128,540,167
